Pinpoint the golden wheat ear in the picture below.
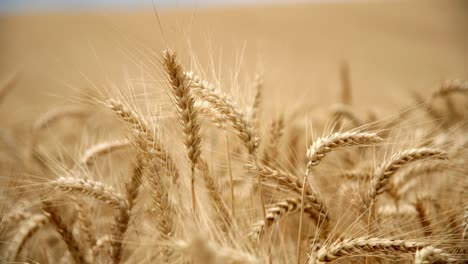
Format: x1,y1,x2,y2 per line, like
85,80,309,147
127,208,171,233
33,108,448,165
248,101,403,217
7,214,48,261
313,237,433,263
162,50,202,213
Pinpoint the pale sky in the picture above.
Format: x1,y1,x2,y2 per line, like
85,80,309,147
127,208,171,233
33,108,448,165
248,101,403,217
0,0,353,14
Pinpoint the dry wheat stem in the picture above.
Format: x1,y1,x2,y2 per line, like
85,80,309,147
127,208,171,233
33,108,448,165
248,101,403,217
413,198,432,237
42,201,89,264
51,176,129,210
80,139,131,166
7,214,48,261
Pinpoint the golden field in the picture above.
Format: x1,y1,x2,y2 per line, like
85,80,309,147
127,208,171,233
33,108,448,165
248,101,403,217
0,0,467,263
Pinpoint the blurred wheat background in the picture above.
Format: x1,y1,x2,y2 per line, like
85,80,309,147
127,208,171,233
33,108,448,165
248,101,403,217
0,0,467,263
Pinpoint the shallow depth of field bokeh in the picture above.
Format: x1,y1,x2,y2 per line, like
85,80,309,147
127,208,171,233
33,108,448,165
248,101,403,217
0,0,467,263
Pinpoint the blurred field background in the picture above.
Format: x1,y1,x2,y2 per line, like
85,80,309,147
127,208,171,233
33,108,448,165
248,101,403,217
0,0,467,131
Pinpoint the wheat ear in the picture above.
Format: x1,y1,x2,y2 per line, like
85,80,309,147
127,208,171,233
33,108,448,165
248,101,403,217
185,71,259,155
262,116,285,166
7,214,48,261
306,132,382,174
106,99,180,183
414,246,454,264
163,50,202,213
74,197,97,249
51,176,128,210
432,79,468,98
249,197,316,241
184,71,267,219
198,159,232,229
250,164,327,219
80,139,131,166
144,160,174,262
42,201,89,264
367,148,447,208
110,158,143,264
298,131,382,263
250,73,263,129
313,237,429,263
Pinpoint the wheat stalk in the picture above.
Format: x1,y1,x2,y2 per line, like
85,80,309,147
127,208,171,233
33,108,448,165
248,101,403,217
42,201,89,264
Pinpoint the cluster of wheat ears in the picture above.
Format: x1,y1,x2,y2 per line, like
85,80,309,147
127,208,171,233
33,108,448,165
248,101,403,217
0,50,467,264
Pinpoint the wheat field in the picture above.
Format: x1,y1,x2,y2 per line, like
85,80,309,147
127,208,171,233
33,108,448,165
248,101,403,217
0,1,468,263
